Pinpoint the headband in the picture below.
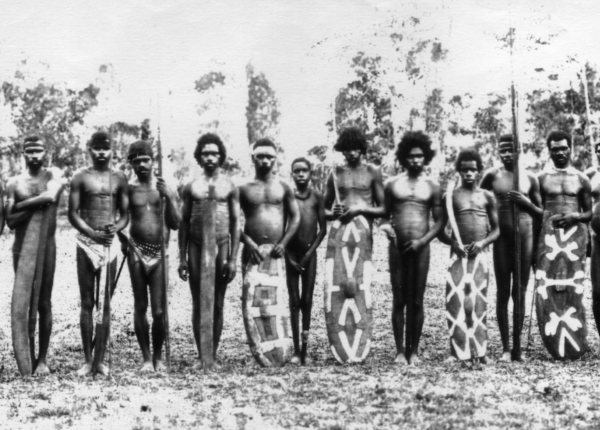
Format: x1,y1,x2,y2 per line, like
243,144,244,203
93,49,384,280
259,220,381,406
252,146,277,157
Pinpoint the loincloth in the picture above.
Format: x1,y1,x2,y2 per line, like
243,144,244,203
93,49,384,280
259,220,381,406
76,233,119,272
128,236,164,275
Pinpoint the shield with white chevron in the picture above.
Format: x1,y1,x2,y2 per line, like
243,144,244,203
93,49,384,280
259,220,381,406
445,253,489,360
535,216,588,360
324,216,373,364
242,244,294,367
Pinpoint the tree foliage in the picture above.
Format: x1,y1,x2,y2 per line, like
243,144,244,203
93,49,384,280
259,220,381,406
245,63,280,145
1,71,101,175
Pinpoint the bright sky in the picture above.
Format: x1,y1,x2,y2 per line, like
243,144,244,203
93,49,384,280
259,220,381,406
2,0,600,174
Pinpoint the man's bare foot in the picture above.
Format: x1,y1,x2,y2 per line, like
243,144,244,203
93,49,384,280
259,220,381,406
74,363,92,377
444,356,457,364
479,356,492,365
246,357,260,368
394,353,408,365
154,360,167,373
499,352,512,362
408,355,422,366
140,362,155,374
301,355,312,366
290,354,301,365
97,363,110,376
193,360,203,371
33,361,51,376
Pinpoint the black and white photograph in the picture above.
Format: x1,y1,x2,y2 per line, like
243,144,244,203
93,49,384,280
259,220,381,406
1,0,600,428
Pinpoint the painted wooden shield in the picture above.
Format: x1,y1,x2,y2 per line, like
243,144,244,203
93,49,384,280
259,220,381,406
445,253,489,360
11,209,48,376
199,183,217,369
242,244,293,367
535,217,588,360
324,216,373,364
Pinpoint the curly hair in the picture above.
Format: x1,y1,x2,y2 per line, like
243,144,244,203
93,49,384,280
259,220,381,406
291,157,312,171
546,130,571,150
333,127,368,154
194,133,227,165
127,140,154,161
395,131,435,168
455,148,483,172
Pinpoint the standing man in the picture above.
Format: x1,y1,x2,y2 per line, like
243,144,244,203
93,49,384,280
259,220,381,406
536,131,592,359
125,140,181,373
383,131,444,365
6,135,65,375
480,134,542,362
324,127,384,224
68,131,129,377
178,133,240,368
286,157,327,365
239,138,300,266
439,149,499,363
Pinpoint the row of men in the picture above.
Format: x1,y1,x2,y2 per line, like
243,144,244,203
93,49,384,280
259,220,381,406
1,127,592,375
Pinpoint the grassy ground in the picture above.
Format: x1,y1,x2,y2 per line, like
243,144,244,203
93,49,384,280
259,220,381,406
0,220,600,429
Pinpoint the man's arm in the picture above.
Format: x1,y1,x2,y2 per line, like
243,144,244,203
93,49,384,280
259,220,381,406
476,191,500,251
298,191,328,267
324,171,337,220
223,183,241,283
272,182,300,257
158,178,181,230
479,168,495,191
578,174,593,223
6,179,34,229
177,183,192,281
113,173,129,234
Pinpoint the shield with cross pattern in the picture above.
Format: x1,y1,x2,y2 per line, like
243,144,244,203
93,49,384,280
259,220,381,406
535,217,588,360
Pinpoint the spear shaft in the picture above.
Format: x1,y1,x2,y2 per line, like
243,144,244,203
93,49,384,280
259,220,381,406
511,83,522,361
157,124,171,373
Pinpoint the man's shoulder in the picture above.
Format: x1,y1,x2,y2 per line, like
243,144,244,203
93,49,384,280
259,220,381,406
482,166,501,178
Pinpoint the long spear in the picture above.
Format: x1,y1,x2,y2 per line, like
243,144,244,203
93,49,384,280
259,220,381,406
157,114,171,373
510,27,523,362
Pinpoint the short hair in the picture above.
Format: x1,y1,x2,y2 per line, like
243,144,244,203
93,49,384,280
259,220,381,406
23,135,43,149
395,131,435,168
546,131,571,149
88,131,111,147
252,138,277,152
334,127,368,154
498,134,514,145
291,157,312,171
455,148,483,172
128,140,154,161
194,133,227,165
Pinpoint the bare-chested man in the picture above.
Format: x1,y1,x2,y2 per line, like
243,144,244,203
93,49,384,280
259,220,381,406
439,149,499,363
382,131,444,366
68,131,129,376
286,157,327,365
480,134,542,362
585,143,600,332
124,140,181,373
6,136,65,375
324,126,384,225
178,133,240,367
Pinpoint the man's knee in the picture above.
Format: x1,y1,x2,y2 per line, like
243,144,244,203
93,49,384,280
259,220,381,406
152,307,164,322
81,297,94,313
38,299,52,317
